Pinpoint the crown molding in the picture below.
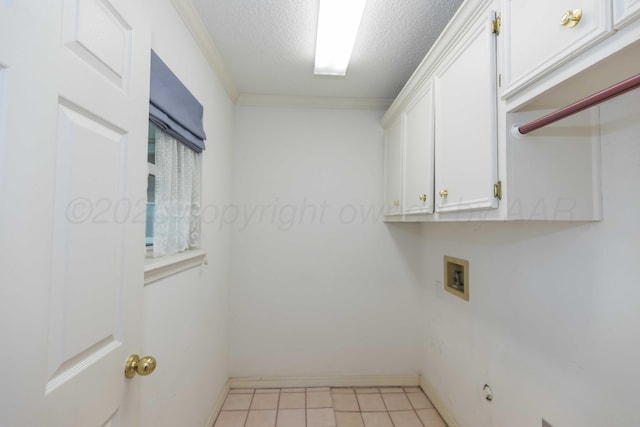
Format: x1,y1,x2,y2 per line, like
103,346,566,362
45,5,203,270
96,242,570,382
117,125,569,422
170,0,239,102
237,94,393,110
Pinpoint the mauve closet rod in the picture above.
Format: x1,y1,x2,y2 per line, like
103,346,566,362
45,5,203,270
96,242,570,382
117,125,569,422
516,72,640,135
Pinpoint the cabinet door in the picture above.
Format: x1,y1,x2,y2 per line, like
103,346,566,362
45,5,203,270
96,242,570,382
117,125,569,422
402,82,435,215
384,117,403,215
503,0,612,96
614,0,640,28
434,8,499,213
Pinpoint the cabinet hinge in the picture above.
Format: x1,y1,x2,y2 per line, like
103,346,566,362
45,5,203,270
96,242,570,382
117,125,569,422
492,14,501,35
493,181,502,200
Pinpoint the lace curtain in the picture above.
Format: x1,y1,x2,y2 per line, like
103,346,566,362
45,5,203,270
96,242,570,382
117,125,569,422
153,130,201,258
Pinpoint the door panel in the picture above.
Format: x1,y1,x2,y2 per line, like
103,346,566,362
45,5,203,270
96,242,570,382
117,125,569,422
47,102,126,383
62,0,132,88
45,349,123,426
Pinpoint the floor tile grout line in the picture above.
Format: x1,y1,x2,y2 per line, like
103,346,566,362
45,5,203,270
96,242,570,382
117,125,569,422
273,390,280,427
381,389,391,414
406,389,427,427
241,390,255,427
353,388,365,427
354,388,362,413
414,408,427,427
386,399,397,427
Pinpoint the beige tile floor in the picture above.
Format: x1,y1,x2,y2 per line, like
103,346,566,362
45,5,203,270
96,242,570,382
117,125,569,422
214,386,447,427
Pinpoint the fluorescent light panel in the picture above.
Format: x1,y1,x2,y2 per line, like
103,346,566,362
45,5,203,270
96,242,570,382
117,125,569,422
314,0,366,76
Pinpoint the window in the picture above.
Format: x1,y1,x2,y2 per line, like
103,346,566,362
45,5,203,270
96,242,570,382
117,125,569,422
146,122,156,248
146,121,201,257
146,50,206,258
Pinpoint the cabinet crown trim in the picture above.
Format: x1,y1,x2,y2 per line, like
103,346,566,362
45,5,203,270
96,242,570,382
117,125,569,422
381,0,497,127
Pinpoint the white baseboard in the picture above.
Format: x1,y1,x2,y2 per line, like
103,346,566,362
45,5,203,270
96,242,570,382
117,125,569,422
228,374,420,390
419,374,460,427
206,379,230,427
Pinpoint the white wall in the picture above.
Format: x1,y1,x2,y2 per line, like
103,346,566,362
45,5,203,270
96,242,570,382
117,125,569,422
230,106,424,378
139,1,234,426
419,90,640,427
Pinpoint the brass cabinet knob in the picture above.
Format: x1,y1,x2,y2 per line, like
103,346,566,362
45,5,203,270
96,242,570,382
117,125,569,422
560,9,582,27
419,194,427,202
393,200,400,207
125,354,157,379
439,190,449,198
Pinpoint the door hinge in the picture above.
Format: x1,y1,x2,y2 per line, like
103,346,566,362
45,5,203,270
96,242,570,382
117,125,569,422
492,14,501,35
494,181,502,200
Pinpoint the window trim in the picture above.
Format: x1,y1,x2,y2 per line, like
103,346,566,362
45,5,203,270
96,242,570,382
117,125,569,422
144,248,206,285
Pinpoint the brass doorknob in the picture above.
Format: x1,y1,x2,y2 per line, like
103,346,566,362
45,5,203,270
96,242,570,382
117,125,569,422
439,190,448,198
125,354,157,379
419,194,427,202
560,9,582,28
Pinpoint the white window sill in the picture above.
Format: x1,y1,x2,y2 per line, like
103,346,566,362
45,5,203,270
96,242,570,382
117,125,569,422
144,248,207,285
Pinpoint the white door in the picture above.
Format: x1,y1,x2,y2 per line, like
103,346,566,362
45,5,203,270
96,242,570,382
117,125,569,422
503,0,612,96
434,6,499,213
402,81,435,215
0,1,150,426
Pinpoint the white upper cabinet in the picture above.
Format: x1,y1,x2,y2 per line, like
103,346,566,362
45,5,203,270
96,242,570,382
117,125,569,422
434,7,499,214
614,0,640,28
380,0,609,223
502,0,612,97
402,83,435,215
383,117,403,216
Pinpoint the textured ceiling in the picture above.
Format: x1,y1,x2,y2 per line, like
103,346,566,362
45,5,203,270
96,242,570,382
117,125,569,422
190,0,463,100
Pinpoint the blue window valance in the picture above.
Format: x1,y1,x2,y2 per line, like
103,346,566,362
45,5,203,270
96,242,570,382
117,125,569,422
149,50,206,153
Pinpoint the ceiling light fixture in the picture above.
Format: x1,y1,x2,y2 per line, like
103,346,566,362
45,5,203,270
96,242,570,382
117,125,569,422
314,0,366,76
